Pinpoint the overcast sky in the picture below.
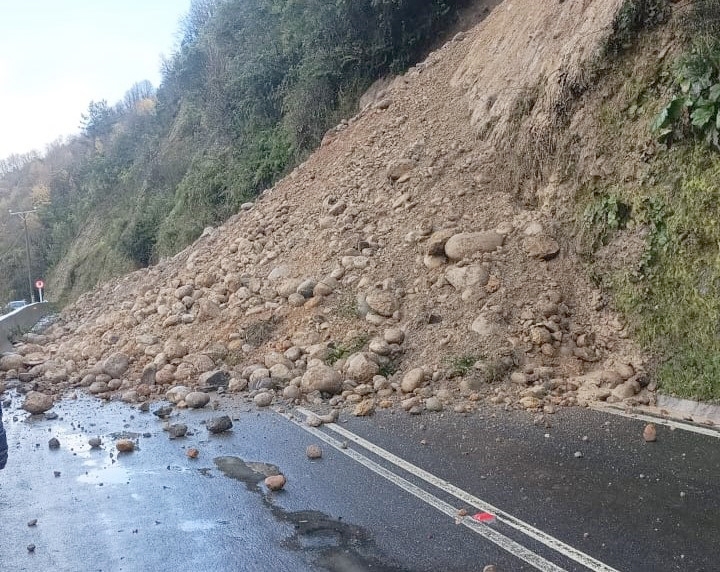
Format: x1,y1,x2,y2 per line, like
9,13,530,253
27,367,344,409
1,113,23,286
0,0,192,159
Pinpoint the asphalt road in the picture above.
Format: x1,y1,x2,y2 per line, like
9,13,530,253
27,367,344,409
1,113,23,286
0,391,718,572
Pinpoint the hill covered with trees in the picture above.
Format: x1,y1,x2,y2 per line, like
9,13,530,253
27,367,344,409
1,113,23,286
0,0,481,304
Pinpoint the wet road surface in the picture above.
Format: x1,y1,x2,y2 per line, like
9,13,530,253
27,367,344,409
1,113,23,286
0,391,718,572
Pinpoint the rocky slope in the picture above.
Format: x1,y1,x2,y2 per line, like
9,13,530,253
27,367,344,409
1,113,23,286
1,0,655,417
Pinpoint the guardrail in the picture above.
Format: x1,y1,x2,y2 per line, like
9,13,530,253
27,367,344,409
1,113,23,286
0,303,51,353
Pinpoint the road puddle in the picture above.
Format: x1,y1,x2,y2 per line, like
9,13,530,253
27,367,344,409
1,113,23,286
213,456,279,490
214,456,410,571
178,519,217,532
277,508,411,572
77,463,130,485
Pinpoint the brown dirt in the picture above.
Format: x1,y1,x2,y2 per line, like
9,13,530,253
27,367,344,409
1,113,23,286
4,0,662,415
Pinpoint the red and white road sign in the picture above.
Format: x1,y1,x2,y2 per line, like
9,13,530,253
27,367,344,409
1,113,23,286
35,279,44,289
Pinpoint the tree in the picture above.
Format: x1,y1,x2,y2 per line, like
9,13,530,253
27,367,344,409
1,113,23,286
80,100,118,138
123,80,155,111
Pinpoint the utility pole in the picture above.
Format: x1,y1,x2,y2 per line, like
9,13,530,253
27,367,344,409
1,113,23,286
9,208,37,303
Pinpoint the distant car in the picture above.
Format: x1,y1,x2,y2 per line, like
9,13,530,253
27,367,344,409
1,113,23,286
4,300,27,313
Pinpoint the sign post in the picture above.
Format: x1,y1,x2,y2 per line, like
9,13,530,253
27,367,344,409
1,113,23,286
35,279,45,303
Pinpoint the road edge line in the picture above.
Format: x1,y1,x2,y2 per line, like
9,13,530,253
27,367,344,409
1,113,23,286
295,408,619,572
282,412,568,572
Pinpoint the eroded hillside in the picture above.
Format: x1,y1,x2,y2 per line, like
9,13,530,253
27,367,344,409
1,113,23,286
2,0,677,416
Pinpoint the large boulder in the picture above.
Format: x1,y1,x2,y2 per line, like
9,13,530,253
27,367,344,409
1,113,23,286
401,368,426,393
445,264,489,290
196,299,221,322
301,365,343,394
103,353,130,378
523,235,560,260
345,353,380,383
185,391,211,409
198,370,230,388
166,385,191,404
0,354,25,371
444,232,504,260
365,290,399,318
164,340,188,360
22,391,53,414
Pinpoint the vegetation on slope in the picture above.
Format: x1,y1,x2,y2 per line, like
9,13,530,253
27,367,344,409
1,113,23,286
580,0,720,401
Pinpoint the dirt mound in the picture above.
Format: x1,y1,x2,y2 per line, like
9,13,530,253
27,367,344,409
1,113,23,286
1,0,653,416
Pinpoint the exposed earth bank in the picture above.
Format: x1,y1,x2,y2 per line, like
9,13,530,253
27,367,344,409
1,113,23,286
1,0,665,419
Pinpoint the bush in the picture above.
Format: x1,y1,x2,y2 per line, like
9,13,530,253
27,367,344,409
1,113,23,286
652,46,720,149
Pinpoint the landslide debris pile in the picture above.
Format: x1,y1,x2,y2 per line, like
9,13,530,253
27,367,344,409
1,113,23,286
1,0,654,417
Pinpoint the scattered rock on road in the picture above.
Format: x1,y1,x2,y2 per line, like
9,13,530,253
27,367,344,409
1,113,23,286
48,437,60,450
207,415,233,434
186,448,200,459
265,474,286,491
116,439,135,453
153,404,174,419
167,423,188,439
88,437,102,449
22,392,53,415
643,423,657,442
253,392,273,407
185,392,210,409
306,444,323,459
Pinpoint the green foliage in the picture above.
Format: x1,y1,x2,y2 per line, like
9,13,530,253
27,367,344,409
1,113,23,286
444,355,479,377
596,147,720,401
80,100,119,138
582,193,632,249
331,292,361,320
604,0,670,57
326,334,369,366
651,0,720,150
652,47,720,148
378,360,398,378
683,0,720,39
118,194,170,266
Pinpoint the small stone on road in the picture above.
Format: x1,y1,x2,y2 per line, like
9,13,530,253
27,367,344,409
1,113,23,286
207,416,233,434
306,444,323,459
265,474,286,491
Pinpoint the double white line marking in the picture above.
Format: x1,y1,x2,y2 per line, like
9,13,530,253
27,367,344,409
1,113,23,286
287,407,620,572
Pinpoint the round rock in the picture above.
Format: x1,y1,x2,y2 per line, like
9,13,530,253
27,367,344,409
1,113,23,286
445,232,504,260
207,415,233,434
306,444,323,459
22,391,53,415
254,392,273,407
365,290,399,318
167,423,188,439
116,439,135,453
265,474,287,491
401,368,425,393
185,392,211,409
301,365,343,394
102,352,130,378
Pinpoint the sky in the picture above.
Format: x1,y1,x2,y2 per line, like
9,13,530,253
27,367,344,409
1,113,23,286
0,0,192,159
